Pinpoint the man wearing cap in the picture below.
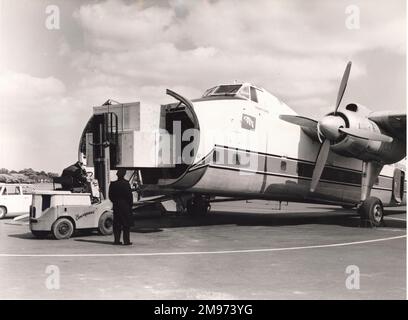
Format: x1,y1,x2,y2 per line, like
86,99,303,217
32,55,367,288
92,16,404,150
108,169,133,245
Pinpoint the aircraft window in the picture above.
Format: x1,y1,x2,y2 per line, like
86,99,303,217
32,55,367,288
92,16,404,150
239,86,250,100
235,153,241,165
203,85,242,97
250,87,258,103
202,86,217,97
280,161,287,171
213,151,219,163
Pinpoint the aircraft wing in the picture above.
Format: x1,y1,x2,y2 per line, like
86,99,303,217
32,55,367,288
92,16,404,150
368,111,406,141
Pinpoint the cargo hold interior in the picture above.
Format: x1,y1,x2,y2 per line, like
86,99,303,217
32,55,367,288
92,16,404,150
79,98,200,187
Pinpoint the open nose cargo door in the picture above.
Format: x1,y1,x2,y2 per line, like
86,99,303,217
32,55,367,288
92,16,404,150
78,90,200,195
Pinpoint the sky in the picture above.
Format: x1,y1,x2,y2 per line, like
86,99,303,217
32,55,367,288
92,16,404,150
0,0,406,172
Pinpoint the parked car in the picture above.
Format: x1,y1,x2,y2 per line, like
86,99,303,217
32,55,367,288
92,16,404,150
0,184,33,219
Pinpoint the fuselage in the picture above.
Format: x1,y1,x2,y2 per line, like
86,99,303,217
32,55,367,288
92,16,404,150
140,83,405,207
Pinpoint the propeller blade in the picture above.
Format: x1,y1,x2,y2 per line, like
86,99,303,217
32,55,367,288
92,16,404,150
310,139,331,192
334,61,352,114
339,127,393,143
279,115,317,129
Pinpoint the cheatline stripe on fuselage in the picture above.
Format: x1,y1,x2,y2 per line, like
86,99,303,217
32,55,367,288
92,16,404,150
213,144,394,178
188,145,394,192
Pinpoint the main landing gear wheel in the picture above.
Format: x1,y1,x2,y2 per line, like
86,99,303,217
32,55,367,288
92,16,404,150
98,211,113,235
186,196,210,216
358,196,384,227
52,217,74,239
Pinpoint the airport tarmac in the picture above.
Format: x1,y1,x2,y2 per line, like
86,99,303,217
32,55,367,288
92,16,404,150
0,201,406,300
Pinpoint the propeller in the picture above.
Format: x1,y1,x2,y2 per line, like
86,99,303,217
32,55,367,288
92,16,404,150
280,61,393,192
339,128,393,143
334,61,352,115
309,62,352,192
278,115,317,129
310,139,331,192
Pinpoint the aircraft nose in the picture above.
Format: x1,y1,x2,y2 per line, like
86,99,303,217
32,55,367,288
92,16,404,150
318,115,346,141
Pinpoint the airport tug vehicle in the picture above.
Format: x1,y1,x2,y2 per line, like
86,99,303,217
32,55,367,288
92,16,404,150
29,164,113,239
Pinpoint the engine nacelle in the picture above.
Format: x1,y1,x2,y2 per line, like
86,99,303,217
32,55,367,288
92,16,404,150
329,103,405,164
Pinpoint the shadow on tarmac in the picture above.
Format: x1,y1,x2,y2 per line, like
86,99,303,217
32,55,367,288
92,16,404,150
130,210,406,231
8,232,36,240
6,209,405,241
74,239,117,245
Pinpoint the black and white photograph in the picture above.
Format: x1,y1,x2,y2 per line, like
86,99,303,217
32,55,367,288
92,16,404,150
0,0,406,304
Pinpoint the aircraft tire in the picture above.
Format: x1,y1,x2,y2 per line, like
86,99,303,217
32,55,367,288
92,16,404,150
187,197,209,216
52,217,74,240
98,211,113,235
358,197,384,227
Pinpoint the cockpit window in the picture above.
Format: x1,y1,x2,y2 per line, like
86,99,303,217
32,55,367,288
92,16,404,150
202,85,242,97
239,85,250,99
202,86,217,97
201,84,260,102
250,87,258,103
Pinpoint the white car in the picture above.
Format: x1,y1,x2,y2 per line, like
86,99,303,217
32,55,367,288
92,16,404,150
0,184,33,219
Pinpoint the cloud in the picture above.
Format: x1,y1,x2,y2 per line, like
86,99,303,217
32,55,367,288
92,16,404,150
70,0,404,111
0,71,85,172
0,71,66,102
74,1,176,51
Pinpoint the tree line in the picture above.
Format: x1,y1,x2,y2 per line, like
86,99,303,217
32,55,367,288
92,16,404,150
0,168,59,183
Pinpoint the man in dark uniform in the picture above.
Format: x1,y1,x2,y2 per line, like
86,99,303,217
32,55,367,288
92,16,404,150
108,169,133,245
